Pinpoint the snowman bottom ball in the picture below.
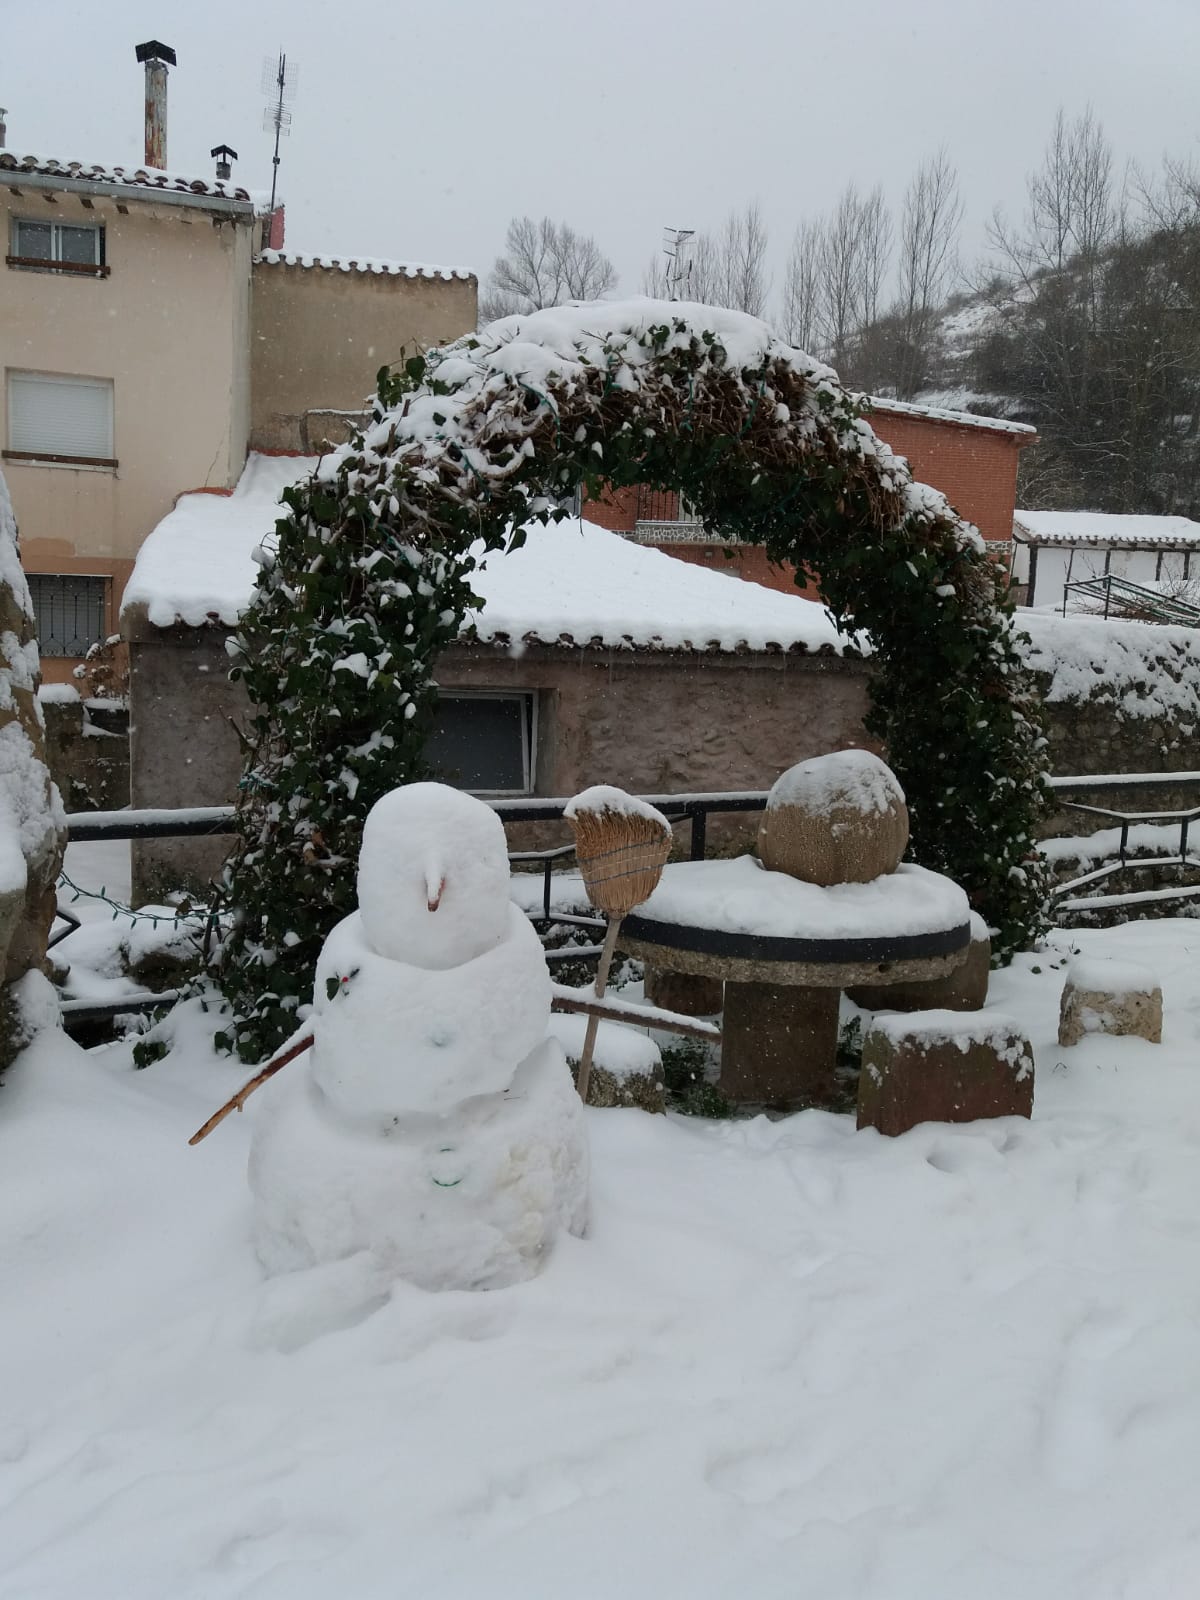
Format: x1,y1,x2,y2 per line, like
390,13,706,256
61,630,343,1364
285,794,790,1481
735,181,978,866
248,1038,589,1292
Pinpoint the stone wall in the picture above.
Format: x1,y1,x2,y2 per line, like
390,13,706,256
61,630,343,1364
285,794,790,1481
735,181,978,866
1018,613,1200,835
38,691,129,814
250,260,478,453
125,610,1200,904
127,630,873,902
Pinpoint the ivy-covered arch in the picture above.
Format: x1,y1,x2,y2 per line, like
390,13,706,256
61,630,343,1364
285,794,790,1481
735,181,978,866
218,301,1048,1060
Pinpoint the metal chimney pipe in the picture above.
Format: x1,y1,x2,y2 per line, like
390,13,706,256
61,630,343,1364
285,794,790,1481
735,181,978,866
0,109,7,150
134,41,176,168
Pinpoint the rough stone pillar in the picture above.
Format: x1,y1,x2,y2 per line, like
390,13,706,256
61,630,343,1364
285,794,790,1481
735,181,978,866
719,980,840,1110
0,469,67,1073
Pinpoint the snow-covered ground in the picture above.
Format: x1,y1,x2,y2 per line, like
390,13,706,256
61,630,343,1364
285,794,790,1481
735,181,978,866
5,908,1200,1598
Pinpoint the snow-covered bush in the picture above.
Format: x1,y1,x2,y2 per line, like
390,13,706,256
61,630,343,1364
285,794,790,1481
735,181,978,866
0,469,66,1072
218,302,1049,1061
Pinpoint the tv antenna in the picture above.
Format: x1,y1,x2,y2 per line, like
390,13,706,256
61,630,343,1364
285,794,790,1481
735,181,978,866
262,51,298,217
663,227,695,300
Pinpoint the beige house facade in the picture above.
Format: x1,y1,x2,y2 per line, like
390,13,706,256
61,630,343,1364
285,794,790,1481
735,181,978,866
1,158,257,679
251,252,478,452
2,154,477,683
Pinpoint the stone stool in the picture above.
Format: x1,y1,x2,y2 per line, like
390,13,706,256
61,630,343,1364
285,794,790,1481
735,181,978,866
849,912,991,1014
547,1014,665,1112
1058,958,1163,1047
857,1009,1034,1136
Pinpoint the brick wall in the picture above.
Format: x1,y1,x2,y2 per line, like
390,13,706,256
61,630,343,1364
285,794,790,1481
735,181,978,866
583,485,680,532
869,408,1025,544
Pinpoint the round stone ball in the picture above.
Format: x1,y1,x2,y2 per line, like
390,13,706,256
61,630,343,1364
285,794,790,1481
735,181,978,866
758,749,909,886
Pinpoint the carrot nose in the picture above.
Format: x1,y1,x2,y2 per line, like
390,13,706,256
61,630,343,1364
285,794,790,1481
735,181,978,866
426,875,446,913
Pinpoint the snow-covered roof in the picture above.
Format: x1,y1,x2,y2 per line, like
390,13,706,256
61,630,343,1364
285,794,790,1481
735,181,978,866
1014,510,1200,549
0,150,264,208
256,249,473,283
121,452,855,657
869,395,1037,439
121,454,321,631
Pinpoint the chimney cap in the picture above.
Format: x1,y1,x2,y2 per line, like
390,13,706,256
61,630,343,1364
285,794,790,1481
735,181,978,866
210,144,238,161
135,40,177,66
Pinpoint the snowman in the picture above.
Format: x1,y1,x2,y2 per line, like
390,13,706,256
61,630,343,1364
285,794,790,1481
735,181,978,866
248,783,589,1292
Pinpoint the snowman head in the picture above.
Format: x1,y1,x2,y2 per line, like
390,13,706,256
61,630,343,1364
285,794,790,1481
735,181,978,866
357,783,512,969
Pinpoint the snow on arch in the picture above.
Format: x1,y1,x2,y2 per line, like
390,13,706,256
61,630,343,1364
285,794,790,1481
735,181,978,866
322,295,972,554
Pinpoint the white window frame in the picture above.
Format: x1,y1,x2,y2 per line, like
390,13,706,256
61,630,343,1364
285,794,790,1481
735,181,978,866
9,217,106,273
429,690,538,796
5,371,116,468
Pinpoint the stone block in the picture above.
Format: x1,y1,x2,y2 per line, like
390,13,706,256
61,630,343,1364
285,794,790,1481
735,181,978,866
546,1013,665,1113
857,1009,1034,1136
1058,958,1162,1047
849,921,990,1014
643,963,723,1017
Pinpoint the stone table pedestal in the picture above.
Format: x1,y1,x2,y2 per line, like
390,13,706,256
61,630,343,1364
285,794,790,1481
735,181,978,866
620,858,972,1112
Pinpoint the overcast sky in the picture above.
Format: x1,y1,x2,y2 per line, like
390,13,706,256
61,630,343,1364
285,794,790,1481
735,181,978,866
6,0,1200,314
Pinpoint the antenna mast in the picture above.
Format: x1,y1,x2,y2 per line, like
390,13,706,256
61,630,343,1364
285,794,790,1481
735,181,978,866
262,51,298,218
663,227,695,301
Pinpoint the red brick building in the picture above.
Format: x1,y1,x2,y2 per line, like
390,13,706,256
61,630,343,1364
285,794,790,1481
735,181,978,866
583,398,1036,595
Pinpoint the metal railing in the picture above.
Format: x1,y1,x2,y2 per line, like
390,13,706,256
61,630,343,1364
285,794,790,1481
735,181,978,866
1046,771,1200,914
55,789,771,1028
1062,572,1200,626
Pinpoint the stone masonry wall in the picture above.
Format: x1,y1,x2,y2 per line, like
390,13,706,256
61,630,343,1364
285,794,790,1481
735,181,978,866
39,692,130,814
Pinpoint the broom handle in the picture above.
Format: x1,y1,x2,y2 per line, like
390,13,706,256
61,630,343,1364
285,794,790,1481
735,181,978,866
575,914,623,1103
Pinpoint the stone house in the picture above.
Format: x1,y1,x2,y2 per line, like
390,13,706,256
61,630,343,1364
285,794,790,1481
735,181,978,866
120,479,873,898
0,49,477,686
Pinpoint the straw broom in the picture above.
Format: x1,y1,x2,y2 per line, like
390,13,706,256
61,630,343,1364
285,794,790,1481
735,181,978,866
565,788,673,1103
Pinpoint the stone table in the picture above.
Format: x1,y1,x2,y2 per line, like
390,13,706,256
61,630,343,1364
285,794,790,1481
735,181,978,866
619,857,971,1110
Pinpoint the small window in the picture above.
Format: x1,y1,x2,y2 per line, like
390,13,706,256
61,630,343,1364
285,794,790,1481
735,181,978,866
427,692,536,795
5,372,116,467
9,219,106,276
27,575,108,657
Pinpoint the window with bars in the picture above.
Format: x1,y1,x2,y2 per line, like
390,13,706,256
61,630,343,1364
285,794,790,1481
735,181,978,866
5,372,116,466
425,692,537,794
8,218,107,276
26,575,108,657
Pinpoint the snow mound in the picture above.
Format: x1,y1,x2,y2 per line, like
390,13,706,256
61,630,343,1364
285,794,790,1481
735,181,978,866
1016,611,1200,722
634,858,968,941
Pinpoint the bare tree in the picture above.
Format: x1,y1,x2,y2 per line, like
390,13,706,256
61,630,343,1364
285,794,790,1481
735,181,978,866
480,215,617,323
857,186,893,331
894,150,962,395
781,218,824,353
641,251,670,298
687,204,770,315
